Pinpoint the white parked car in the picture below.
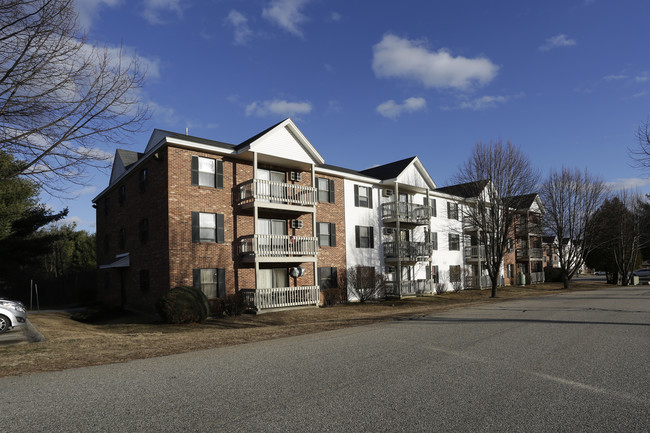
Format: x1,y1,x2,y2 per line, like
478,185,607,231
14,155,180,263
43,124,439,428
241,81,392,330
0,299,27,334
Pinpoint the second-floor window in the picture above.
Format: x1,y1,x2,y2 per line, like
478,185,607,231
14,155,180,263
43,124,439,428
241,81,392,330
428,231,438,250
191,156,223,188
355,226,374,248
425,197,437,217
317,222,336,247
317,177,335,203
354,185,373,208
448,233,460,251
447,202,459,220
139,218,149,243
118,185,126,205
192,212,225,243
119,227,126,249
139,168,148,193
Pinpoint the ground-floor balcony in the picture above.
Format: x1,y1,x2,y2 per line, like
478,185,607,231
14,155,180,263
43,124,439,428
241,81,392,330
516,248,544,260
241,286,319,311
527,271,545,284
383,242,433,263
381,202,431,226
236,179,317,213
238,234,318,262
466,275,504,289
385,279,435,297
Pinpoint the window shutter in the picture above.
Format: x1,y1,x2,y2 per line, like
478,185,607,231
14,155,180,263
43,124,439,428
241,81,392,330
329,179,335,203
432,199,437,217
217,269,226,298
191,156,199,186
216,160,223,188
354,185,359,206
330,223,336,247
332,267,338,288
433,232,438,250
355,226,360,248
368,188,373,208
369,227,374,248
192,212,199,242
317,268,323,290
216,213,225,243
193,269,201,290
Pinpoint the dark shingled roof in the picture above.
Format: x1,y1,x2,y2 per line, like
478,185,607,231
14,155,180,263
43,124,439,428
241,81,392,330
319,163,370,177
504,193,539,210
153,128,235,150
435,180,490,198
116,149,144,169
358,156,417,180
235,119,287,150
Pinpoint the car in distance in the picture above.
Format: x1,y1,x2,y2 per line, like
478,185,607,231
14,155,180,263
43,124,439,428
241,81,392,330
632,268,650,283
0,299,27,334
594,270,606,276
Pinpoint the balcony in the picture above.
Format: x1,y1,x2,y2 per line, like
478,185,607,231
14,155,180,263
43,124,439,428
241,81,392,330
381,202,431,226
464,245,486,260
515,248,543,260
385,279,434,297
465,275,496,290
238,234,318,262
515,222,542,236
236,179,317,213
383,241,433,263
528,272,545,284
241,286,319,311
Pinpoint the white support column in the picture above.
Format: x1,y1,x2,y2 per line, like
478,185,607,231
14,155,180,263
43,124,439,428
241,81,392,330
253,152,259,290
395,183,401,297
311,164,318,291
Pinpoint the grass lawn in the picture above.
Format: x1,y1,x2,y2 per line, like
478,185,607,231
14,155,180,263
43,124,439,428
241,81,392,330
1,281,607,378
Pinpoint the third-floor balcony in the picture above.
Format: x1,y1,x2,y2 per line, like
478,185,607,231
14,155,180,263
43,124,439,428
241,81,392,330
236,179,317,212
515,221,542,236
464,245,486,261
383,241,433,263
381,202,431,226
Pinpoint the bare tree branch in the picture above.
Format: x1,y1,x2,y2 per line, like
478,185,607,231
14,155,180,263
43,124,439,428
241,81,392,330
628,119,650,171
0,0,150,193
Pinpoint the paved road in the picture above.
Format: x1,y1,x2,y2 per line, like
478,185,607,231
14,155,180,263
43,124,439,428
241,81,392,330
2,287,648,432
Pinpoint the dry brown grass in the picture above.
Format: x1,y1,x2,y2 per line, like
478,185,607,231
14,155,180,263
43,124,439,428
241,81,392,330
1,281,606,378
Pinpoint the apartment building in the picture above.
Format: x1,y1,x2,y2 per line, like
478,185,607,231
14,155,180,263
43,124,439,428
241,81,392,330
94,119,539,314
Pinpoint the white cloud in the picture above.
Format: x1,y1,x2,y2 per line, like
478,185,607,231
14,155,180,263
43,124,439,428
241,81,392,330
603,74,627,81
539,34,576,51
445,92,524,111
141,0,185,25
59,216,96,230
632,91,647,98
75,0,122,30
149,101,178,124
226,10,253,46
72,185,99,196
372,34,499,91
329,12,342,22
245,99,312,117
635,73,649,82
376,97,426,119
606,177,650,190
262,0,310,37
76,147,113,161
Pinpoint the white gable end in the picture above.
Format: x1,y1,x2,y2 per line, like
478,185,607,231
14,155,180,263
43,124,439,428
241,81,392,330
396,161,436,190
250,125,315,164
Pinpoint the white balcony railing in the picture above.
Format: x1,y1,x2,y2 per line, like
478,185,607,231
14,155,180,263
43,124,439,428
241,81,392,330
528,272,545,284
238,234,318,258
241,286,319,310
385,279,434,297
381,202,431,224
516,248,544,260
237,179,317,207
383,242,433,261
464,245,486,259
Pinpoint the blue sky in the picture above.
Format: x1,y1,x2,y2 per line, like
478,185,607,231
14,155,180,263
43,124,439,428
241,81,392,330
54,0,650,232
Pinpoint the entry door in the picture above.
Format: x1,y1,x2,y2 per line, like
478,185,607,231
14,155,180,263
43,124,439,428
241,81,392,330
258,218,287,254
258,169,285,202
258,268,289,288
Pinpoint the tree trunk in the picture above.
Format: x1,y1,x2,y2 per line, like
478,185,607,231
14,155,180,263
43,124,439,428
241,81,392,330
491,280,498,298
562,273,569,289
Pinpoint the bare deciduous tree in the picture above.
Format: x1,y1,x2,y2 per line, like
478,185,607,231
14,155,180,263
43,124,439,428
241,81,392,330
454,140,539,297
629,119,650,172
0,0,149,192
541,167,608,288
346,266,386,302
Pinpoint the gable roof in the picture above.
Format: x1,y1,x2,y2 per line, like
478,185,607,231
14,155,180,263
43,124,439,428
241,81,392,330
146,128,235,153
435,180,490,198
504,193,538,209
359,156,417,180
235,119,286,151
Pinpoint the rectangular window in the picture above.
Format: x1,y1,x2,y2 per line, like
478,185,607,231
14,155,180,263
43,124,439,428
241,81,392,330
507,238,514,252
447,201,458,220
316,177,335,203
317,222,336,247
430,231,438,250
193,268,226,298
432,265,439,284
507,264,515,278
318,267,338,291
355,226,374,248
139,168,148,193
448,233,460,251
139,218,149,243
431,198,437,217
119,227,126,249
354,185,373,208
449,265,461,283
139,270,150,292
192,212,224,243
191,156,223,188
118,185,126,205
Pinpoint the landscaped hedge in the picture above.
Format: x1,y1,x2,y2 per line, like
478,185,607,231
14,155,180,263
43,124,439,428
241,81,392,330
156,286,210,324
544,266,563,283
